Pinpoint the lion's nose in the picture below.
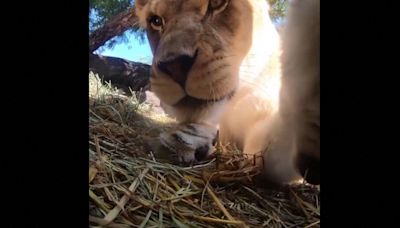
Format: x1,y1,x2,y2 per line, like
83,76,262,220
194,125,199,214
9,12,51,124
157,51,198,87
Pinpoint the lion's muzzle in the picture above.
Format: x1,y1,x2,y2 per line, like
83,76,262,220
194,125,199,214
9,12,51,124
156,49,198,88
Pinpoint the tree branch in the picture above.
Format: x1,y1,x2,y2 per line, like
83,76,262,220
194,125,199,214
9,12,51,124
89,7,139,53
89,53,151,96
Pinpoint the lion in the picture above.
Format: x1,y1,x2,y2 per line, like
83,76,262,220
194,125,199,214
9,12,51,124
278,0,320,185
135,0,320,185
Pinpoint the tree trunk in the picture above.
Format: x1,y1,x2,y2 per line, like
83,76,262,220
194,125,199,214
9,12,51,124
89,7,139,53
89,6,152,102
89,53,151,99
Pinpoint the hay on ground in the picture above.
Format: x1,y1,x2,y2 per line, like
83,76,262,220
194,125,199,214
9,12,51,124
89,73,320,228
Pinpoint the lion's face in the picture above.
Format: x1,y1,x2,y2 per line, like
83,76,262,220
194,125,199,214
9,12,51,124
136,0,253,107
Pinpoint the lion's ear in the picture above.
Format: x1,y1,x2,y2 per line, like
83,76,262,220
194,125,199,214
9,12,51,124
135,0,148,10
135,0,149,27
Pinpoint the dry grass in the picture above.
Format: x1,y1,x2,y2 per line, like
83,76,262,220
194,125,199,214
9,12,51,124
89,73,320,228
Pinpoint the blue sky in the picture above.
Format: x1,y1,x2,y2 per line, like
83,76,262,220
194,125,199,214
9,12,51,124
94,31,153,65
90,6,153,65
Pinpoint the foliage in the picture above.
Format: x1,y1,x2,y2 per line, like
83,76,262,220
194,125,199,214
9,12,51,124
89,0,133,33
268,0,289,23
90,0,143,51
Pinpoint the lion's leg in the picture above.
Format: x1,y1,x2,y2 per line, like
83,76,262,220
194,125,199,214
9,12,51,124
242,119,273,156
260,118,302,184
156,100,229,164
159,122,218,164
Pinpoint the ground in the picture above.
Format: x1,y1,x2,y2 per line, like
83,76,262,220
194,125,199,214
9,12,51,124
89,72,320,228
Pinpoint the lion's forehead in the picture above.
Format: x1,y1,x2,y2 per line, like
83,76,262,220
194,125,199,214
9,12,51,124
146,0,208,18
137,0,248,37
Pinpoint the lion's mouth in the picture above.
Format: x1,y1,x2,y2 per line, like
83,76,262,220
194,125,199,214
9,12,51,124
174,90,236,108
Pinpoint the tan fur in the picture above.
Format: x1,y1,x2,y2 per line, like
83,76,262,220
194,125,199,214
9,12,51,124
136,0,253,115
136,0,320,184
245,0,320,184
135,0,256,163
276,0,320,184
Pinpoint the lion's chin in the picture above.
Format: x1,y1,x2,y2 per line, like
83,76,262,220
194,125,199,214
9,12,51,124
173,90,236,108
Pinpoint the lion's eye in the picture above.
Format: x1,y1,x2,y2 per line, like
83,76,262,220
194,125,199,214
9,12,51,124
149,15,164,30
210,0,229,14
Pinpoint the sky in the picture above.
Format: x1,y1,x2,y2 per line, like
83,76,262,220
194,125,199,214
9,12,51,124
94,31,154,65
